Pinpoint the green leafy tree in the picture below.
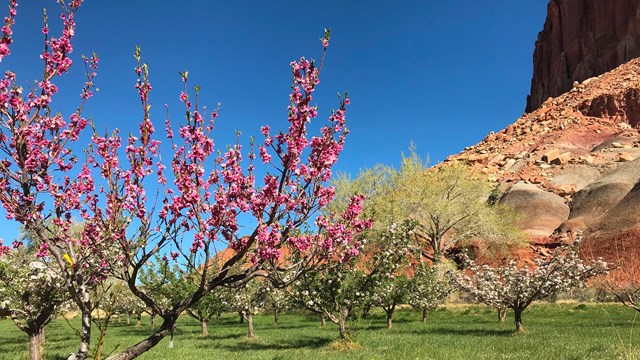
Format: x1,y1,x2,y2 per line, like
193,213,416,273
394,151,521,262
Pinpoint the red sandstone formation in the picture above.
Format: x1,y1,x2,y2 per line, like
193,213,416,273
526,0,640,113
448,58,640,240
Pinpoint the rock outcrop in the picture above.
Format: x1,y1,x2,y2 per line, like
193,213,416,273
564,157,640,230
446,58,640,241
526,0,640,113
499,183,569,237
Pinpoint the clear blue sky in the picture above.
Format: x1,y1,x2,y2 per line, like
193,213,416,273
0,1,548,241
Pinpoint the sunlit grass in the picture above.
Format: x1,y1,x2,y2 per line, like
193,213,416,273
0,303,638,359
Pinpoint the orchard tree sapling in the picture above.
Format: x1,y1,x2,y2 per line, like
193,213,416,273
406,262,452,323
0,249,68,360
454,237,608,332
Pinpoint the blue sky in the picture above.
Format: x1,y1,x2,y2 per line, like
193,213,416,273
0,1,548,241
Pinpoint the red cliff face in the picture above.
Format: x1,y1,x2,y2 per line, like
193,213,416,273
526,0,640,113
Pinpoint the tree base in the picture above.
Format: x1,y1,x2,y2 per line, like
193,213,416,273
328,339,361,351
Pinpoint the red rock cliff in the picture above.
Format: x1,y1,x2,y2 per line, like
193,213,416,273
526,0,640,113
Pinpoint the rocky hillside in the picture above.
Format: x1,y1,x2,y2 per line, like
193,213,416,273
447,58,640,242
526,0,640,113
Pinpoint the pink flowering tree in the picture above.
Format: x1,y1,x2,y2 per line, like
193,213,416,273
0,1,368,357
84,29,370,359
454,238,608,332
0,1,111,359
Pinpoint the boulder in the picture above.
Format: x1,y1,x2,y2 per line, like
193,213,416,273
499,183,570,236
566,157,640,229
542,149,561,164
619,152,635,162
588,181,640,237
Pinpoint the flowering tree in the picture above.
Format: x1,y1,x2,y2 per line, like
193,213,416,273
186,287,230,336
113,291,146,327
406,263,452,323
454,239,608,332
0,2,110,358
262,285,291,325
90,28,369,360
365,221,416,329
0,249,68,360
291,259,368,341
222,279,267,338
0,2,369,358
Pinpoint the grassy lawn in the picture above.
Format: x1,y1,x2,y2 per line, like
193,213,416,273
1,304,639,359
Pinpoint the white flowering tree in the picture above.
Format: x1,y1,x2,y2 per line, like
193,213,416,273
369,275,409,329
262,286,291,325
406,263,452,323
186,287,230,336
366,221,417,329
222,279,267,338
113,290,146,327
454,240,608,332
291,259,368,341
0,248,68,360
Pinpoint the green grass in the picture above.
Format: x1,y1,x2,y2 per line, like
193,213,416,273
1,304,639,359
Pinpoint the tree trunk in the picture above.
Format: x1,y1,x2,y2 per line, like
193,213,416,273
238,311,244,323
127,316,131,325
321,314,326,327
362,304,371,319
76,306,92,360
498,308,507,322
274,308,280,325
422,309,428,323
105,317,175,360
338,318,348,340
136,314,142,328
247,308,255,338
201,320,208,336
28,328,45,360
168,328,174,349
151,313,157,330
514,308,524,332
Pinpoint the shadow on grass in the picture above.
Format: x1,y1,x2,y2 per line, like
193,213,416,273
259,323,313,331
193,333,245,341
0,335,29,346
398,327,515,337
208,336,332,352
